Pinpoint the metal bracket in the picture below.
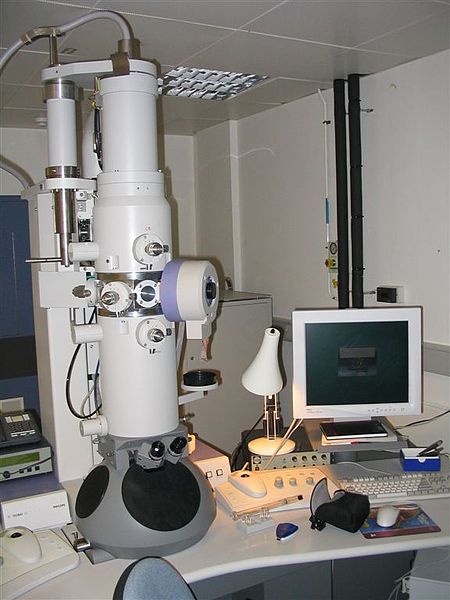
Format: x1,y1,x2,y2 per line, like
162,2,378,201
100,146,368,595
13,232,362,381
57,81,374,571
21,26,63,44
111,52,130,76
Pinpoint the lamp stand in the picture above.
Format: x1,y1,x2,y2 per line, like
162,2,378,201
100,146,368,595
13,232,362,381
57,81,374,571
247,394,296,456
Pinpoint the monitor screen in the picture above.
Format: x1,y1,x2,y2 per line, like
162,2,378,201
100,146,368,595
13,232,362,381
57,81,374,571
292,307,422,420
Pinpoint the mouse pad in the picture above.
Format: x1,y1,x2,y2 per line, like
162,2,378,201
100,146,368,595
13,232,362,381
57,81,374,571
360,503,440,538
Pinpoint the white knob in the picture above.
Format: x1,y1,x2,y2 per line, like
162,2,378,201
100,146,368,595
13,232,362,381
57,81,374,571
80,415,108,437
71,323,103,344
69,242,99,262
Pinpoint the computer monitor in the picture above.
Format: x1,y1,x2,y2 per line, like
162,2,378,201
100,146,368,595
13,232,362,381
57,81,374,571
292,307,422,421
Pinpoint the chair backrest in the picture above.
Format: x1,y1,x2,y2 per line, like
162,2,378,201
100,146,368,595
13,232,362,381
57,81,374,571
113,557,196,600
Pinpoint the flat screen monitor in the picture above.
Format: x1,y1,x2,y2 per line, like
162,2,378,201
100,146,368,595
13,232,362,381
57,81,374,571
292,307,422,421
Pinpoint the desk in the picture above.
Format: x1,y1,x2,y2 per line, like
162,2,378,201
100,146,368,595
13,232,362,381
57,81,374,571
17,460,450,599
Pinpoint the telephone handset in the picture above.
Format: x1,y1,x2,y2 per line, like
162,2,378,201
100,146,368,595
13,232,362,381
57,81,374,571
0,411,42,448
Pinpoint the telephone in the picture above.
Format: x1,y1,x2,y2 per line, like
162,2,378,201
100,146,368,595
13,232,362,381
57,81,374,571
0,411,41,448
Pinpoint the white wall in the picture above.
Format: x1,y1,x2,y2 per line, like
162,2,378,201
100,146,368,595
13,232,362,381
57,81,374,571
0,129,197,256
237,91,337,314
234,51,450,343
194,121,236,286
361,50,450,346
162,135,197,257
0,128,48,194
194,50,450,450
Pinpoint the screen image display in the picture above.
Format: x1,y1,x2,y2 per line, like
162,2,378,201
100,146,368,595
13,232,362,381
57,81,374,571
305,321,409,406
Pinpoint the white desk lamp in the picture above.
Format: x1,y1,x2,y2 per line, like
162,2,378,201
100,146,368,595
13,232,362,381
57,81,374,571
241,327,295,456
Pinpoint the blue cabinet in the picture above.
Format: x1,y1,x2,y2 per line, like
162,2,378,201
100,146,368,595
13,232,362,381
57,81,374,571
0,196,39,414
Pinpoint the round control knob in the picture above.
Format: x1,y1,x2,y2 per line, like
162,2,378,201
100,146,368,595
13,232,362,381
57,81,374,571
149,329,165,343
169,437,187,456
101,291,120,306
3,471,11,479
145,242,164,257
140,285,156,304
149,441,165,459
306,477,315,485
274,476,284,488
289,477,297,486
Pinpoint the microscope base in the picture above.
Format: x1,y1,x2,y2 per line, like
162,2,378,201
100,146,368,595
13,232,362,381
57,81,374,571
74,459,216,559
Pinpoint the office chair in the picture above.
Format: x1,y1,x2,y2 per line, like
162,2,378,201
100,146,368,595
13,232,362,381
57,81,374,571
113,557,196,600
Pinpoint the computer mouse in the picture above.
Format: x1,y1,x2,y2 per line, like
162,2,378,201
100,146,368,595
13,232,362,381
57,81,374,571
1,527,42,564
376,505,400,528
228,470,267,498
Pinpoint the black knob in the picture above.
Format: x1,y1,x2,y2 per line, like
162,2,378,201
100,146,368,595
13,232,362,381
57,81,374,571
3,471,11,479
11,532,22,538
170,437,187,456
205,280,217,301
149,440,165,459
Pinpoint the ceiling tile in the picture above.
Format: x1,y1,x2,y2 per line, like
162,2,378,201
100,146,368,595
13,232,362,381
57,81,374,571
97,0,281,29
182,30,344,79
1,50,49,86
1,0,448,133
248,0,446,48
160,96,223,120
36,0,99,6
0,84,16,107
235,77,331,104
0,107,46,128
308,49,416,81
0,84,43,109
52,11,234,66
359,10,450,58
211,98,277,120
160,94,282,132
0,0,91,53
161,117,226,135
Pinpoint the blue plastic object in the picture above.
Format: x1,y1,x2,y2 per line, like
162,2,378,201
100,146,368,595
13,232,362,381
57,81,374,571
276,522,299,541
400,448,441,472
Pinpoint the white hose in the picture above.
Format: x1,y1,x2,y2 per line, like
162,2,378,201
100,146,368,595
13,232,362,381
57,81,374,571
0,38,25,71
58,11,133,39
0,10,133,73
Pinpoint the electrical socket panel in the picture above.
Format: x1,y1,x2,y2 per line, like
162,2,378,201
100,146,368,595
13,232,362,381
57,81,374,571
376,285,405,304
193,455,231,489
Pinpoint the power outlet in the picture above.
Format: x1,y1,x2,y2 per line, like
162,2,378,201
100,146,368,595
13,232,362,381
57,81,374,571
193,455,231,489
376,285,405,303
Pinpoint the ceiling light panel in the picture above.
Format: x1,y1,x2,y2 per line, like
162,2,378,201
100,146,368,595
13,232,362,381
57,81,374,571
158,67,269,100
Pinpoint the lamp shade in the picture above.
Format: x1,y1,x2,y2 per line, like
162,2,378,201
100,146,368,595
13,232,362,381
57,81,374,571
241,327,283,396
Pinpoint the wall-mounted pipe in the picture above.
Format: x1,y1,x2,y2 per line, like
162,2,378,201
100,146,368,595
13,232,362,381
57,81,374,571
348,74,364,308
333,79,350,308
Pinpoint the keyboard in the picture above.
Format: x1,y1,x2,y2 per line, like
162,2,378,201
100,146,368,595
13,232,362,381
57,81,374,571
336,471,450,503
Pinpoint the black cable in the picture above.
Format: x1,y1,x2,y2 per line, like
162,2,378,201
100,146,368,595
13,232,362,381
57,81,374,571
230,413,264,472
65,310,102,419
93,107,103,170
93,359,101,409
395,408,450,430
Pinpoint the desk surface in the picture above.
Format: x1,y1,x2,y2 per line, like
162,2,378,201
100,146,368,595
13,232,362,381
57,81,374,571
18,460,450,599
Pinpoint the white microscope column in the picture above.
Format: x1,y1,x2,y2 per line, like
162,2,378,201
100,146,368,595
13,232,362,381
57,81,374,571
46,97,77,167
95,65,178,439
